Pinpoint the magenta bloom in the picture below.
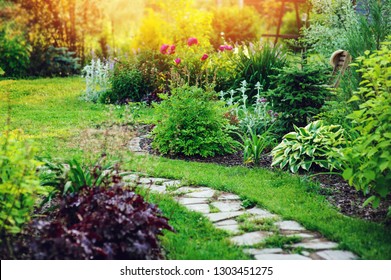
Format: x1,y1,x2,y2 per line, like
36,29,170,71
219,45,233,52
160,44,169,54
174,58,181,65
167,45,176,54
187,37,198,46
201,54,209,61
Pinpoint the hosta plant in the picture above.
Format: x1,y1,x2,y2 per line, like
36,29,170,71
271,121,346,173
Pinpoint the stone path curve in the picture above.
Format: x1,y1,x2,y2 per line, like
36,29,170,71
127,137,358,260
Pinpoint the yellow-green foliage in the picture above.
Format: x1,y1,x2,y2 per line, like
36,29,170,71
0,130,43,235
132,0,213,49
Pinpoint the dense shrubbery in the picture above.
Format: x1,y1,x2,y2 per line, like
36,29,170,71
340,40,391,211
21,185,173,260
0,130,44,237
152,86,239,157
107,62,143,103
267,61,331,136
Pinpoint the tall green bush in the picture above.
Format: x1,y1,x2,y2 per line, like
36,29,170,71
0,130,43,237
267,61,331,136
341,39,391,211
152,86,239,157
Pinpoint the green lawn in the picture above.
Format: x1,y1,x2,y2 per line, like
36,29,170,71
1,77,390,259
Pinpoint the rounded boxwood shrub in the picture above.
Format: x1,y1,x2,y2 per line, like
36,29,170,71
152,86,239,157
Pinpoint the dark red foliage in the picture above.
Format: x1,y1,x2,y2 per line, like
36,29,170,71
26,185,174,260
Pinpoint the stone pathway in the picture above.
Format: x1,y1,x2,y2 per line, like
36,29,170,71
127,137,359,260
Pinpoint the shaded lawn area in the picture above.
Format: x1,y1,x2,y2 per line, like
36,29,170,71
1,77,390,259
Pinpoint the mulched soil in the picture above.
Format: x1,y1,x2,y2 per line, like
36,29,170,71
138,126,390,224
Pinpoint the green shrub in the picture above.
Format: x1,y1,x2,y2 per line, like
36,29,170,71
210,6,261,49
268,61,331,136
0,27,30,77
108,62,143,103
271,121,346,173
29,45,80,77
341,40,391,211
0,130,43,236
152,86,239,157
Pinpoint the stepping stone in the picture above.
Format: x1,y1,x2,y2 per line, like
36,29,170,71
218,193,241,201
316,250,358,260
286,233,315,239
162,180,181,187
244,248,283,255
254,254,311,260
147,185,167,194
122,174,139,182
184,204,210,214
214,219,238,226
211,201,243,212
230,231,272,246
205,211,245,222
246,207,278,219
138,177,168,185
275,221,306,231
185,189,215,198
290,239,339,250
173,187,200,194
176,197,209,205
215,224,241,234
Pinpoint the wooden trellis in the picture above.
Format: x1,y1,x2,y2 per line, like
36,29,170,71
260,0,309,45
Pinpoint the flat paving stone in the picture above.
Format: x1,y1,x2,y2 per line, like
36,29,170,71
316,250,358,260
254,254,311,260
211,201,243,212
244,248,284,255
138,177,168,185
176,197,209,205
215,224,241,234
206,211,245,222
162,180,181,187
184,203,210,214
147,185,167,193
173,187,200,194
286,233,316,239
275,220,306,231
230,231,272,246
218,193,241,200
122,174,139,182
246,207,278,219
185,189,216,198
291,239,339,250
214,219,238,226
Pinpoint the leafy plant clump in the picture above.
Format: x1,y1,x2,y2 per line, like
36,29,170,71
341,40,391,211
105,61,143,104
271,121,346,173
20,185,174,260
0,130,44,237
152,85,239,157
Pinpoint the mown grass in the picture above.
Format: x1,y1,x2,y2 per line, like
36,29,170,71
1,77,391,260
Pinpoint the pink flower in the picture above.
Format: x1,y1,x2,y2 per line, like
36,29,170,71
201,54,209,61
187,37,198,46
160,44,169,54
218,45,226,52
218,45,233,52
174,58,181,65
167,45,176,55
